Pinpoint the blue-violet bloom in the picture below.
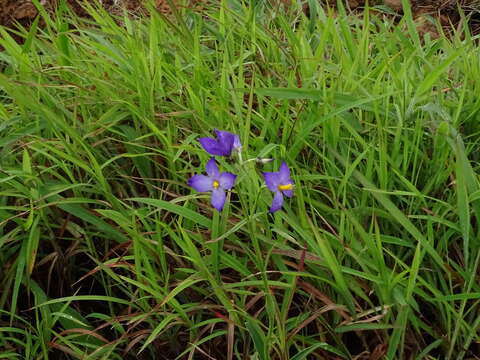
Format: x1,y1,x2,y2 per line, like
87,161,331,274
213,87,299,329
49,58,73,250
198,129,242,157
263,162,294,213
188,158,237,211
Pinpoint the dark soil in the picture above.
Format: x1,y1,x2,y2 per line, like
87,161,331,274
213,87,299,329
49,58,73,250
0,0,186,29
1,0,480,36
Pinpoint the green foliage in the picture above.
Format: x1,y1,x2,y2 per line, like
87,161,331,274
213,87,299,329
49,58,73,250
1,1,480,359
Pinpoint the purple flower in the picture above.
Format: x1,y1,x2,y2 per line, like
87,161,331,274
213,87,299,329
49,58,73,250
263,162,294,213
198,129,242,157
188,158,237,211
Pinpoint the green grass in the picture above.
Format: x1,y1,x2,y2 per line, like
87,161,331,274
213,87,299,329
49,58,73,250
1,0,480,359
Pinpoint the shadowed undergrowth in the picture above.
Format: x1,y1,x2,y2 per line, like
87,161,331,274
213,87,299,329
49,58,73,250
1,1,480,359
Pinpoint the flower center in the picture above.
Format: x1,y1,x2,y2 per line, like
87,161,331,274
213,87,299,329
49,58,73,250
212,180,220,189
278,183,293,191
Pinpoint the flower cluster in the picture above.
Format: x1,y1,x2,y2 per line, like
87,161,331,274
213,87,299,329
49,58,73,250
188,129,294,213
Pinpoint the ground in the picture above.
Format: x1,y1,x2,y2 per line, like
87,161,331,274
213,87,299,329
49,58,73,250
1,0,480,35
0,0,188,28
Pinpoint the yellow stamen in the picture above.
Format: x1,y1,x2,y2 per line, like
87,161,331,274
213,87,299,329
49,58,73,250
278,183,293,191
212,180,220,189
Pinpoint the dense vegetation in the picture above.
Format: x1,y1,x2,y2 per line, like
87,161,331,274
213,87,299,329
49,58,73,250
1,1,480,359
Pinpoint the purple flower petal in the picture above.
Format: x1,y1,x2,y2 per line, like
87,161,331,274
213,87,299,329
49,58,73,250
283,189,293,198
188,175,214,192
199,130,241,157
218,172,236,190
199,137,229,156
269,191,284,213
211,188,226,211
263,172,280,192
279,162,291,183
263,162,294,212
205,158,219,177
214,129,235,144
215,129,242,154
232,135,242,151
215,131,234,153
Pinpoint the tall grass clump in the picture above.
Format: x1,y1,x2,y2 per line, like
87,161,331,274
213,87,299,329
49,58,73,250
1,0,480,358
